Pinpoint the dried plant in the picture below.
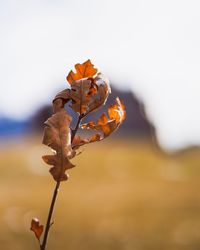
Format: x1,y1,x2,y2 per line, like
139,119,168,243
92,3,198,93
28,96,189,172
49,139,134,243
30,60,126,250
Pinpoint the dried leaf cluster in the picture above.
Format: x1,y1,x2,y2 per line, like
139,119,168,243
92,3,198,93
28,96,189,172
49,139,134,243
31,60,126,248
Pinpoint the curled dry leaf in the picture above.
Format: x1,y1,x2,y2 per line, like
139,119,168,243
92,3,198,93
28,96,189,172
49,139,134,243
108,97,126,124
53,89,70,113
42,109,75,182
72,135,89,150
69,73,110,115
51,61,110,116
72,134,101,150
88,73,111,113
70,79,94,114
81,97,126,138
67,59,97,84
89,133,101,142
30,218,44,241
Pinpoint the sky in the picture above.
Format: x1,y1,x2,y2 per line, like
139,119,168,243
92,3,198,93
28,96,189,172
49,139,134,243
0,0,200,151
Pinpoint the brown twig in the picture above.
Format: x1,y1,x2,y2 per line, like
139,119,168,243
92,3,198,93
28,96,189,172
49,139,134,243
40,181,60,250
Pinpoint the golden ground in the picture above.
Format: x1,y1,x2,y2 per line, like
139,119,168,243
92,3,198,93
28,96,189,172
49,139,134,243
0,136,200,250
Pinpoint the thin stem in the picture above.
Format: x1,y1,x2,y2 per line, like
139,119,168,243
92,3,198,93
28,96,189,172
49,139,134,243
40,181,60,250
40,113,84,250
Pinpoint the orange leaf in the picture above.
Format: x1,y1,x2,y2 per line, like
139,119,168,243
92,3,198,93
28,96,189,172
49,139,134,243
89,134,101,142
30,218,43,241
108,97,126,123
81,97,126,138
67,59,97,84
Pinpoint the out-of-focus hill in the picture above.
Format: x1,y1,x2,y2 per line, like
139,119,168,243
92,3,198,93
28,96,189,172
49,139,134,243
29,87,155,138
0,87,155,139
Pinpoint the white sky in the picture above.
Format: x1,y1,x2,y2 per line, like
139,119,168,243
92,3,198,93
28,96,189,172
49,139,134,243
0,0,200,151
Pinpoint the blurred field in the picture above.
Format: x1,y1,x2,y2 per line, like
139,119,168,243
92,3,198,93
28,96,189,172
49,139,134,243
0,137,200,250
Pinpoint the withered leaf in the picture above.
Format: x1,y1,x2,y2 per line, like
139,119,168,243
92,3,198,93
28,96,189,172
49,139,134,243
72,134,101,150
70,79,93,114
72,135,89,150
53,89,70,113
30,218,43,241
89,133,101,142
87,73,111,113
65,61,110,115
42,109,75,182
42,154,74,181
81,97,126,138
67,59,97,84
69,74,110,115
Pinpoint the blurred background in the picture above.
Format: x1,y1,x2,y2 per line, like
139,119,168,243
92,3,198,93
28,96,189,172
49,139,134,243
1,0,200,249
